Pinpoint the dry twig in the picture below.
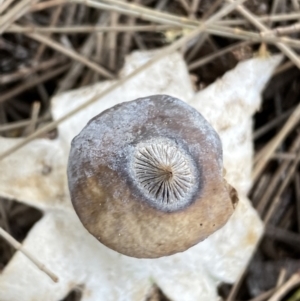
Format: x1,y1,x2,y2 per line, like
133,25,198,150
228,0,300,68
268,273,300,301
0,227,58,283
9,23,114,79
253,104,300,182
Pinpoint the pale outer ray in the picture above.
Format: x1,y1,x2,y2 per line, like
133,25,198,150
0,49,282,301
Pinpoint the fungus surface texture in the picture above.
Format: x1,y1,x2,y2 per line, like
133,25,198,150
67,95,236,258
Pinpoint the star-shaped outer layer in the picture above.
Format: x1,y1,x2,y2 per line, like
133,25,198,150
0,50,282,301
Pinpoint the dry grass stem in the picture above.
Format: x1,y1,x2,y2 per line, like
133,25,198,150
253,103,300,181
27,0,84,12
248,289,276,301
276,268,287,287
202,0,223,19
108,11,120,70
98,0,192,22
227,191,292,300
6,24,300,49
271,153,297,160
256,135,300,215
0,57,65,84
0,0,16,14
185,33,209,62
121,0,140,60
0,116,50,133
29,0,66,12
64,2,76,26
5,24,177,33
218,12,300,25
0,201,11,233
185,0,222,61
0,0,247,161
253,107,294,140
36,1,300,30
230,1,300,69
10,24,114,79
266,226,300,250
252,174,271,205
291,0,300,11
264,150,300,224
247,270,287,301
207,25,300,49
35,4,63,62
70,0,197,27
72,0,300,34
177,0,190,14
0,64,69,104
56,31,96,93
26,0,300,25
0,227,59,283
25,102,41,136
190,0,201,17
225,88,300,301
188,40,252,70
8,18,300,51
273,60,294,75
226,265,248,301
69,0,244,31
0,0,38,33
268,273,300,301
265,22,300,36
7,3,300,52
268,0,281,27
92,13,109,82
6,2,299,54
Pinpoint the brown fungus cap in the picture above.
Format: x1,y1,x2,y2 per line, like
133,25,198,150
67,95,237,258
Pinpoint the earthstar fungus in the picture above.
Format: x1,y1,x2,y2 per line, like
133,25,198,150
67,95,237,258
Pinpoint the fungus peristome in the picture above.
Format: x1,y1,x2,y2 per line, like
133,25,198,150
67,95,238,258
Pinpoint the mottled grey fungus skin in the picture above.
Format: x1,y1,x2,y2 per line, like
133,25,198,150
67,95,237,258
